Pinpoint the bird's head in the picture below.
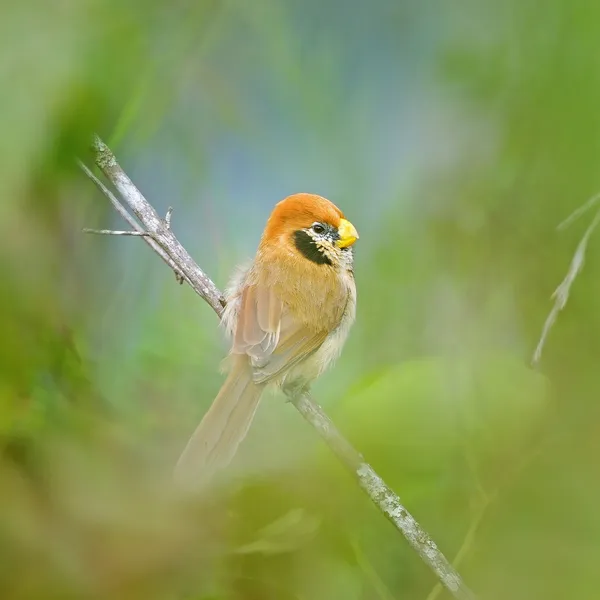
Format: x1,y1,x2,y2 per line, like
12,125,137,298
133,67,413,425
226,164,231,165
260,193,359,267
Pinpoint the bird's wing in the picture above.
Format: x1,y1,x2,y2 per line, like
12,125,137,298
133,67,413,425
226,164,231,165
231,283,327,384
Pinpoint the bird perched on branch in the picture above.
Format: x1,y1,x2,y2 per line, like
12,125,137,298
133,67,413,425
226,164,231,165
174,193,359,486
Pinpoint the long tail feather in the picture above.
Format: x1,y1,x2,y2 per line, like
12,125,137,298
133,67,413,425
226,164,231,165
174,359,263,488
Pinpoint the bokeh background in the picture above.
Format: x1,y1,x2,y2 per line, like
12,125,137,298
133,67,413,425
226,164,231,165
2,0,600,598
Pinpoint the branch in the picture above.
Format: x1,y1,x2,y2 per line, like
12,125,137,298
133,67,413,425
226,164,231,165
292,393,474,600
557,192,600,231
90,135,225,315
83,135,476,600
532,202,600,366
79,160,187,284
83,228,153,236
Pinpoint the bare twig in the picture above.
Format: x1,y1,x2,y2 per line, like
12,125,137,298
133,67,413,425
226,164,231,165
79,160,188,284
557,192,600,231
292,392,474,600
83,134,476,600
532,205,600,366
79,160,142,227
91,134,225,314
83,228,153,236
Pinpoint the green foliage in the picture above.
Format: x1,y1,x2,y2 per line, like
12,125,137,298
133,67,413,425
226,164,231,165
336,356,550,487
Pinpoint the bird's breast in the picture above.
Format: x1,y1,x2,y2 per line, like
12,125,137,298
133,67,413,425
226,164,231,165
282,270,356,386
260,256,352,333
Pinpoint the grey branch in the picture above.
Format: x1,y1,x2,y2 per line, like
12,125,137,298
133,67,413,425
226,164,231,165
79,160,188,284
292,393,475,600
83,228,153,236
165,206,174,230
84,137,225,313
83,134,476,600
532,203,600,366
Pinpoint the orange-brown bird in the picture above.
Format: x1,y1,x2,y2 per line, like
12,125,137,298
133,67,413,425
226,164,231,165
174,193,359,485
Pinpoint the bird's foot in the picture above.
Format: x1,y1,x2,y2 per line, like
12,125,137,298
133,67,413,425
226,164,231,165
282,380,310,403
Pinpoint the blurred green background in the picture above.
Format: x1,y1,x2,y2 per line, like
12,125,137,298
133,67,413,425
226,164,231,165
2,0,600,598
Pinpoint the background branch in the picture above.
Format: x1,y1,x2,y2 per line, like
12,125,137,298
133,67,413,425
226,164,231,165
83,134,476,600
532,201,600,366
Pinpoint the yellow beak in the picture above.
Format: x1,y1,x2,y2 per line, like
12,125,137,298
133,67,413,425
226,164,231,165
336,218,359,248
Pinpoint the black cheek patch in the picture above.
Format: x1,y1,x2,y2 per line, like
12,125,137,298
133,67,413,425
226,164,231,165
293,230,332,266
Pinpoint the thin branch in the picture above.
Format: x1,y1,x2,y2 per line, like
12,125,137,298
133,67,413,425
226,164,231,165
557,192,600,231
91,135,226,315
78,160,142,227
79,160,188,284
532,206,600,366
84,134,476,600
292,392,475,600
83,228,153,236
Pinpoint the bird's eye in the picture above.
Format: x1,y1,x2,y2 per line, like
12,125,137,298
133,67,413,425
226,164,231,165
311,223,326,234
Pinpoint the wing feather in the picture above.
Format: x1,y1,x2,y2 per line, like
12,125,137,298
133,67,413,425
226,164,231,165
232,283,326,384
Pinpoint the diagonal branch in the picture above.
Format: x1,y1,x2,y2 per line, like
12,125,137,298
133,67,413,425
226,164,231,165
79,160,188,284
91,136,226,315
83,228,153,236
532,204,600,366
82,134,476,600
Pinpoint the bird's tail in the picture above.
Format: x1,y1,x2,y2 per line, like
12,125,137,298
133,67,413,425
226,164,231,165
174,358,263,488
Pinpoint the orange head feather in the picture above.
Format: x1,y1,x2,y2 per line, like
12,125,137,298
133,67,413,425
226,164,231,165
261,193,345,243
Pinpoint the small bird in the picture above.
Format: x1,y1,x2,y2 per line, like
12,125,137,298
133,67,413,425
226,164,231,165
174,193,359,485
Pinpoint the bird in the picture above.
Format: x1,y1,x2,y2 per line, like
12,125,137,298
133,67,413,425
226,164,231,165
174,193,359,486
